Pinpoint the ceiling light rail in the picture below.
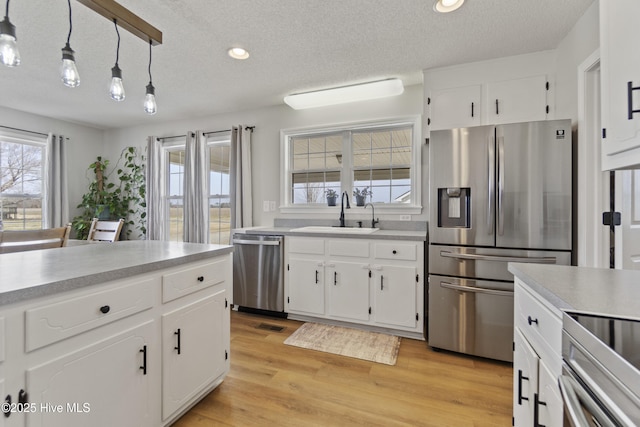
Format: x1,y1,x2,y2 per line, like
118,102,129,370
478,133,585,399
156,127,255,141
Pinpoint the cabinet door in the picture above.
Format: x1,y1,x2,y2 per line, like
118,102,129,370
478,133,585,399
513,328,539,427
600,0,640,170
536,358,563,427
429,85,482,130
373,265,417,328
26,321,156,427
162,289,227,420
287,257,325,315
486,75,548,125
326,261,370,321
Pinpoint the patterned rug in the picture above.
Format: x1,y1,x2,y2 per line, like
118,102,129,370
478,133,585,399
284,322,401,365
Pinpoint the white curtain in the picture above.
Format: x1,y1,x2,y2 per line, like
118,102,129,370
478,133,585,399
183,131,208,243
230,125,253,236
44,133,69,228
146,136,165,240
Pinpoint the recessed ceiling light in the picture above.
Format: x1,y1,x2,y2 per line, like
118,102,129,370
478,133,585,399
434,0,465,13
228,47,249,60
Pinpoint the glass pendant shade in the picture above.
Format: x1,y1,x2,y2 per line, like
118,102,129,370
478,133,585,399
144,83,157,115
60,43,80,87
0,17,20,67
109,64,125,101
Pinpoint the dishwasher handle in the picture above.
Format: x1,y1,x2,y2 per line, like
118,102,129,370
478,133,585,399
232,238,281,246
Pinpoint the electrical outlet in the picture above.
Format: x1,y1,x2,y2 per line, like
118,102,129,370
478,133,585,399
263,201,270,212
269,201,277,211
399,215,411,221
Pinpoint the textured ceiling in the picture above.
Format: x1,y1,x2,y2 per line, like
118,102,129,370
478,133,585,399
0,0,595,130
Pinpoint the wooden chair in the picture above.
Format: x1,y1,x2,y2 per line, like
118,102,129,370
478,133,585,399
0,223,71,254
87,218,124,242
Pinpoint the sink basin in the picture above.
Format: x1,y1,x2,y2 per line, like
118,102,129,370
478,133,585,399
290,226,379,234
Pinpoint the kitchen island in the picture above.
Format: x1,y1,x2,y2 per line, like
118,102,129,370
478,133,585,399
0,241,233,427
509,263,640,427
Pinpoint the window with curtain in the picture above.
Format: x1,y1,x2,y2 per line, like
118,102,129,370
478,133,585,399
282,117,420,211
208,140,231,244
165,148,185,242
0,133,46,230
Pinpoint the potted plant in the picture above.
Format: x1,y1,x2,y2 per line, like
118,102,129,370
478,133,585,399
72,147,146,240
325,189,338,206
353,187,372,206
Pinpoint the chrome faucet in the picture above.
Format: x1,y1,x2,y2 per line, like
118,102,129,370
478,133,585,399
339,191,350,227
364,203,379,229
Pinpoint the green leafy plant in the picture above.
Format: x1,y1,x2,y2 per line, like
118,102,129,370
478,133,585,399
72,147,146,240
325,189,338,198
353,187,372,198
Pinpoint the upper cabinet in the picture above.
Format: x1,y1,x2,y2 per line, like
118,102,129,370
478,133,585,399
600,0,640,170
424,51,557,133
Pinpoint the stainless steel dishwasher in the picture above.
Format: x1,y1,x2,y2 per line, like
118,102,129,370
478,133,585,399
232,233,284,313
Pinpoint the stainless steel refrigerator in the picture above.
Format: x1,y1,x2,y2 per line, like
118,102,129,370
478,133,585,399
428,119,573,362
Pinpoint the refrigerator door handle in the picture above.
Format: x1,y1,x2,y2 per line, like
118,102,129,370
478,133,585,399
497,136,505,236
439,281,513,297
488,137,495,234
439,250,557,264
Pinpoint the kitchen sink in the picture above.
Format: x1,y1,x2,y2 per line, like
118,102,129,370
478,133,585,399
290,226,379,234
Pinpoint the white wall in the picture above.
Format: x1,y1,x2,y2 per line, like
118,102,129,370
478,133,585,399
103,84,424,227
0,105,104,224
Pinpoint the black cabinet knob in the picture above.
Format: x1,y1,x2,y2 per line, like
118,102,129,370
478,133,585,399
527,316,538,326
197,276,204,282
392,250,397,254
100,305,110,314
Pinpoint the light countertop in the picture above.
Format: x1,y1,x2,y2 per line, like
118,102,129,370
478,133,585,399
234,226,427,241
0,240,233,306
508,263,640,320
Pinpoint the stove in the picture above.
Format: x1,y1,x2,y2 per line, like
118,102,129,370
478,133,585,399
561,312,640,426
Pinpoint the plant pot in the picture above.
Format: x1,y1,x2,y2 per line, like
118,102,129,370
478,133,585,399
96,205,111,220
355,195,365,206
327,196,337,206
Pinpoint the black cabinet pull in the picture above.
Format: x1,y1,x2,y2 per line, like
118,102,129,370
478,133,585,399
18,390,27,405
3,395,10,418
174,329,181,354
471,102,474,118
528,316,539,326
533,393,547,427
628,81,640,119
517,369,529,405
197,276,204,282
99,305,110,314
139,345,147,375
495,99,499,115
381,275,384,291
334,271,337,286
392,249,397,255
315,270,319,284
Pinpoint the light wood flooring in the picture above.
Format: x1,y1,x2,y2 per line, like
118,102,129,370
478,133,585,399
172,311,513,427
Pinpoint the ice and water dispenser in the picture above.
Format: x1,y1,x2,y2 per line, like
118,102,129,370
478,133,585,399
437,187,470,228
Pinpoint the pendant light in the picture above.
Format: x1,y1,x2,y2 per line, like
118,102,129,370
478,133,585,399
0,0,20,67
143,40,157,115
109,19,125,101
60,0,80,87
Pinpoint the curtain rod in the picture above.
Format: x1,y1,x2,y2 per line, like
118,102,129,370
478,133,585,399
0,125,48,137
158,126,255,140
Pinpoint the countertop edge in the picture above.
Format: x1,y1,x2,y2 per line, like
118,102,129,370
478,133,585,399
239,227,427,241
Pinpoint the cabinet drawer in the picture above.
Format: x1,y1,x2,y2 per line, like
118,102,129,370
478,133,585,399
327,239,369,258
514,283,562,360
287,237,324,255
374,242,417,261
25,278,155,352
163,257,230,303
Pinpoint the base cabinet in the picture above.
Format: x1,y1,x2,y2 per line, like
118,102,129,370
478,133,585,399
162,288,228,421
26,321,156,427
286,236,424,338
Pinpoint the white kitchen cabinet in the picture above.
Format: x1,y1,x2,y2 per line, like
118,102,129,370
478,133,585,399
513,279,563,427
486,75,548,125
372,264,418,329
287,257,325,315
26,320,156,427
429,85,482,130
327,260,370,322
162,288,228,421
285,236,424,338
600,0,640,170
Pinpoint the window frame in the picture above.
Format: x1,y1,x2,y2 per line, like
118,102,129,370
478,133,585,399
161,139,186,242
0,130,47,230
206,133,232,245
280,116,422,214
